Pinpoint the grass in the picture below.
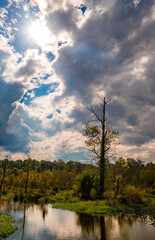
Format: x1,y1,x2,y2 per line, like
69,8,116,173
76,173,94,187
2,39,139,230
0,213,17,239
52,200,123,216
52,195,155,218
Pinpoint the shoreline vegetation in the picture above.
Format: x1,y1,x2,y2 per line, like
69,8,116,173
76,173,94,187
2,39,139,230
0,158,155,238
0,194,154,238
52,201,123,216
52,200,155,220
1,193,155,217
0,213,17,239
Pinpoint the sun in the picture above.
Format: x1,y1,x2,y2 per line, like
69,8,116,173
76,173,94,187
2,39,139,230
28,20,53,46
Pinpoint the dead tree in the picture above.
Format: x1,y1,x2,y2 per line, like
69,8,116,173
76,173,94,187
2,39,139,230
84,97,118,198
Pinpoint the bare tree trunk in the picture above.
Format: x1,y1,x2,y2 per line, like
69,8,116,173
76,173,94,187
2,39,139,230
0,170,6,193
25,158,30,194
99,97,106,198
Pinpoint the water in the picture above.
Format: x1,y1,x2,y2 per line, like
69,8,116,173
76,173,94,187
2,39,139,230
1,201,155,240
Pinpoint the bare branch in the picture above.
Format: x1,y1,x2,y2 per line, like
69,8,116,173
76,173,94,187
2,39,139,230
87,106,102,123
87,119,99,123
87,147,100,159
105,97,112,105
105,147,110,153
104,130,107,137
98,96,112,105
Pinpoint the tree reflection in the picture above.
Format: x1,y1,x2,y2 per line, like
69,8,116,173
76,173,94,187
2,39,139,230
21,204,26,239
79,213,96,234
99,216,107,240
76,213,107,240
40,204,48,221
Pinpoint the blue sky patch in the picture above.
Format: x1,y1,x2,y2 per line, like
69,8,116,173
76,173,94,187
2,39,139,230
20,89,33,106
58,41,68,47
46,114,53,119
20,83,58,105
81,5,87,14
42,74,51,80
78,4,87,14
34,84,54,97
46,52,55,62
56,109,61,114
0,0,9,8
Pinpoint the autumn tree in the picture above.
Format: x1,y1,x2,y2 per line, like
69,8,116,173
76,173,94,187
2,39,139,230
0,159,8,193
84,97,119,198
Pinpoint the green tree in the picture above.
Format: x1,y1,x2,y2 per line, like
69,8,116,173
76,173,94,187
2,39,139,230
126,158,144,186
113,157,128,198
77,171,94,199
140,162,155,188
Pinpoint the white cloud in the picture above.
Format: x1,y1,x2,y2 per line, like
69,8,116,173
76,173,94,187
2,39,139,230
29,129,86,161
0,0,155,163
1,48,53,86
0,8,8,28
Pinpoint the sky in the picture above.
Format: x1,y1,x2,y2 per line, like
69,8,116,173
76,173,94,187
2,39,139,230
0,0,155,163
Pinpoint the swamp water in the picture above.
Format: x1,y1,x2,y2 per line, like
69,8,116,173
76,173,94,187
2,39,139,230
0,201,155,240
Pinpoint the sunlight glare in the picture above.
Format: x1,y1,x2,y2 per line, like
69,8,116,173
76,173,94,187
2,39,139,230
28,20,53,46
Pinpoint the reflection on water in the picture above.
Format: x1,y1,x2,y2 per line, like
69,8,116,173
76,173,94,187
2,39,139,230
0,201,155,240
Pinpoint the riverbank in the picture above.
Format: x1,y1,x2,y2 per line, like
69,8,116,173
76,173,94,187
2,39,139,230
53,201,123,216
52,200,155,220
0,213,17,239
1,191,155,219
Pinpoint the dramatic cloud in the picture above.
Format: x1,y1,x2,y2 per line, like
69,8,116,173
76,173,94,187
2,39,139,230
0,79,28,152
0,0,155,162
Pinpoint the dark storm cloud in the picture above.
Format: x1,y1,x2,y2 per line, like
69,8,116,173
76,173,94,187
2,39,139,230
69,108,90,124
0,79,29,152
107,101,126,120
53,0,155,100
125,135,150,146
54,44,109,103
51,0,155,147
47,8,77,34
127,114,138,126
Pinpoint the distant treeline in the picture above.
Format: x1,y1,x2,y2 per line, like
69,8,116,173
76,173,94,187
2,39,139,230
0,159,92,173
0,158,154,204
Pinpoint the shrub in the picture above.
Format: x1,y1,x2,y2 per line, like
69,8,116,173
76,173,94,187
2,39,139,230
38,197,47,205
50,190,78,203
90,188,98,200
118,185,147,204
103,190,115,200
6,192,15,201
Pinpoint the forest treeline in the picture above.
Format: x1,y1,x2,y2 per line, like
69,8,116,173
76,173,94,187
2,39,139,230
0,158,154,205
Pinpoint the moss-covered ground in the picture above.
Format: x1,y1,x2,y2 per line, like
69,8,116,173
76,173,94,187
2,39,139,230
0,213,17,239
